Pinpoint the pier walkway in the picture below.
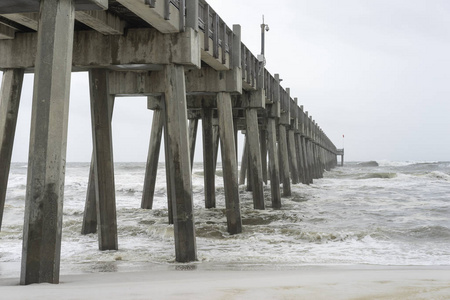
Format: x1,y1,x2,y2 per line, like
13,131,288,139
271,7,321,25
0,0,340,284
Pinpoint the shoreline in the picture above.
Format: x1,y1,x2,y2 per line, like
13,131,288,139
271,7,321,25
2,264,450,299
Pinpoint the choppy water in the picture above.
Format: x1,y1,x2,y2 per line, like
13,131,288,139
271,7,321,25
1,161,449,276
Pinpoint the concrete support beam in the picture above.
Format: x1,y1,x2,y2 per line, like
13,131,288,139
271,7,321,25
21,0,75,285
185,67,242,93
0,0,107,14
0,28,201,69
75,10,125,35
202,108,216,208
0,23,15,39
0,13,38,30
242,89,265,109
163,64,197,262
278,125,291,196
4,10,124,35
89,69,118,251
266,118,281,209
0,69,24,231
217,92,242,235
246,108,265,209
141,107,164,209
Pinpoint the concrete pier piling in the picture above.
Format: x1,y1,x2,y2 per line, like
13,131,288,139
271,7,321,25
0,69,24,231
202,107,216,208
89,69,118,251
217,92,242,234
164,64,197,262
246,108,265,209
0,0,342,284
141,105,165,210
20,0,75,285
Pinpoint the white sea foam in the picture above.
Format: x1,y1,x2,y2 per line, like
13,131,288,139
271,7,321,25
1,161,449,277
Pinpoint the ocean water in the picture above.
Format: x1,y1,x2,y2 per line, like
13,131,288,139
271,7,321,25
1,161,449,276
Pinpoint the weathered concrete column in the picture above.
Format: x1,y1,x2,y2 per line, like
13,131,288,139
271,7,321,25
239,136,248,185
164,64,196,262
295,133,307,184
246,136,254,192
21,0,75,285
212,118,220,170
287,128,300,184
260,127,268,185
163,107,173,225
141,106,165,209
301,136,311,184
202,107,216,208
278,125,291,196
188,118,198,170
267,118,281,209
89,69,118,251
217,92,242,234
246,108,265,209
306,139,314,184
0,69,24,231
82,92,115,235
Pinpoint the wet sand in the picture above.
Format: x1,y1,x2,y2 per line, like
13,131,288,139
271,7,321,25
1,265,449,299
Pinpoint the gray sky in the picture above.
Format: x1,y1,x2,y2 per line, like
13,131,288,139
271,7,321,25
5,0,450,162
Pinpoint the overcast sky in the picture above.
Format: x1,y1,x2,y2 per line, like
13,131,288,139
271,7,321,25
4,0,450,162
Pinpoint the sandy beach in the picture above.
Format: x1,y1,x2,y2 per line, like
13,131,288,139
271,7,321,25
1,265,450,300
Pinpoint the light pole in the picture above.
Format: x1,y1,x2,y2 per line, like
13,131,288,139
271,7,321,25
261,15,269,62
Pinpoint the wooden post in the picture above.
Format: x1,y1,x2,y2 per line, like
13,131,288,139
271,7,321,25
89,69,118,251
21,0,75,285
202,107,216,208
267,118,281,209
217,92,242,234
141,107,165,209
188,118,198,171
278,125,291,196
164,64,196,262
0,69,24,231
246,108,265,209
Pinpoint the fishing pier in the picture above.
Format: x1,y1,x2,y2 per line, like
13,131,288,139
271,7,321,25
0,0,340,284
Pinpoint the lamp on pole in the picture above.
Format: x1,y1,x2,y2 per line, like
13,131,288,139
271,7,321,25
261,15,269,62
